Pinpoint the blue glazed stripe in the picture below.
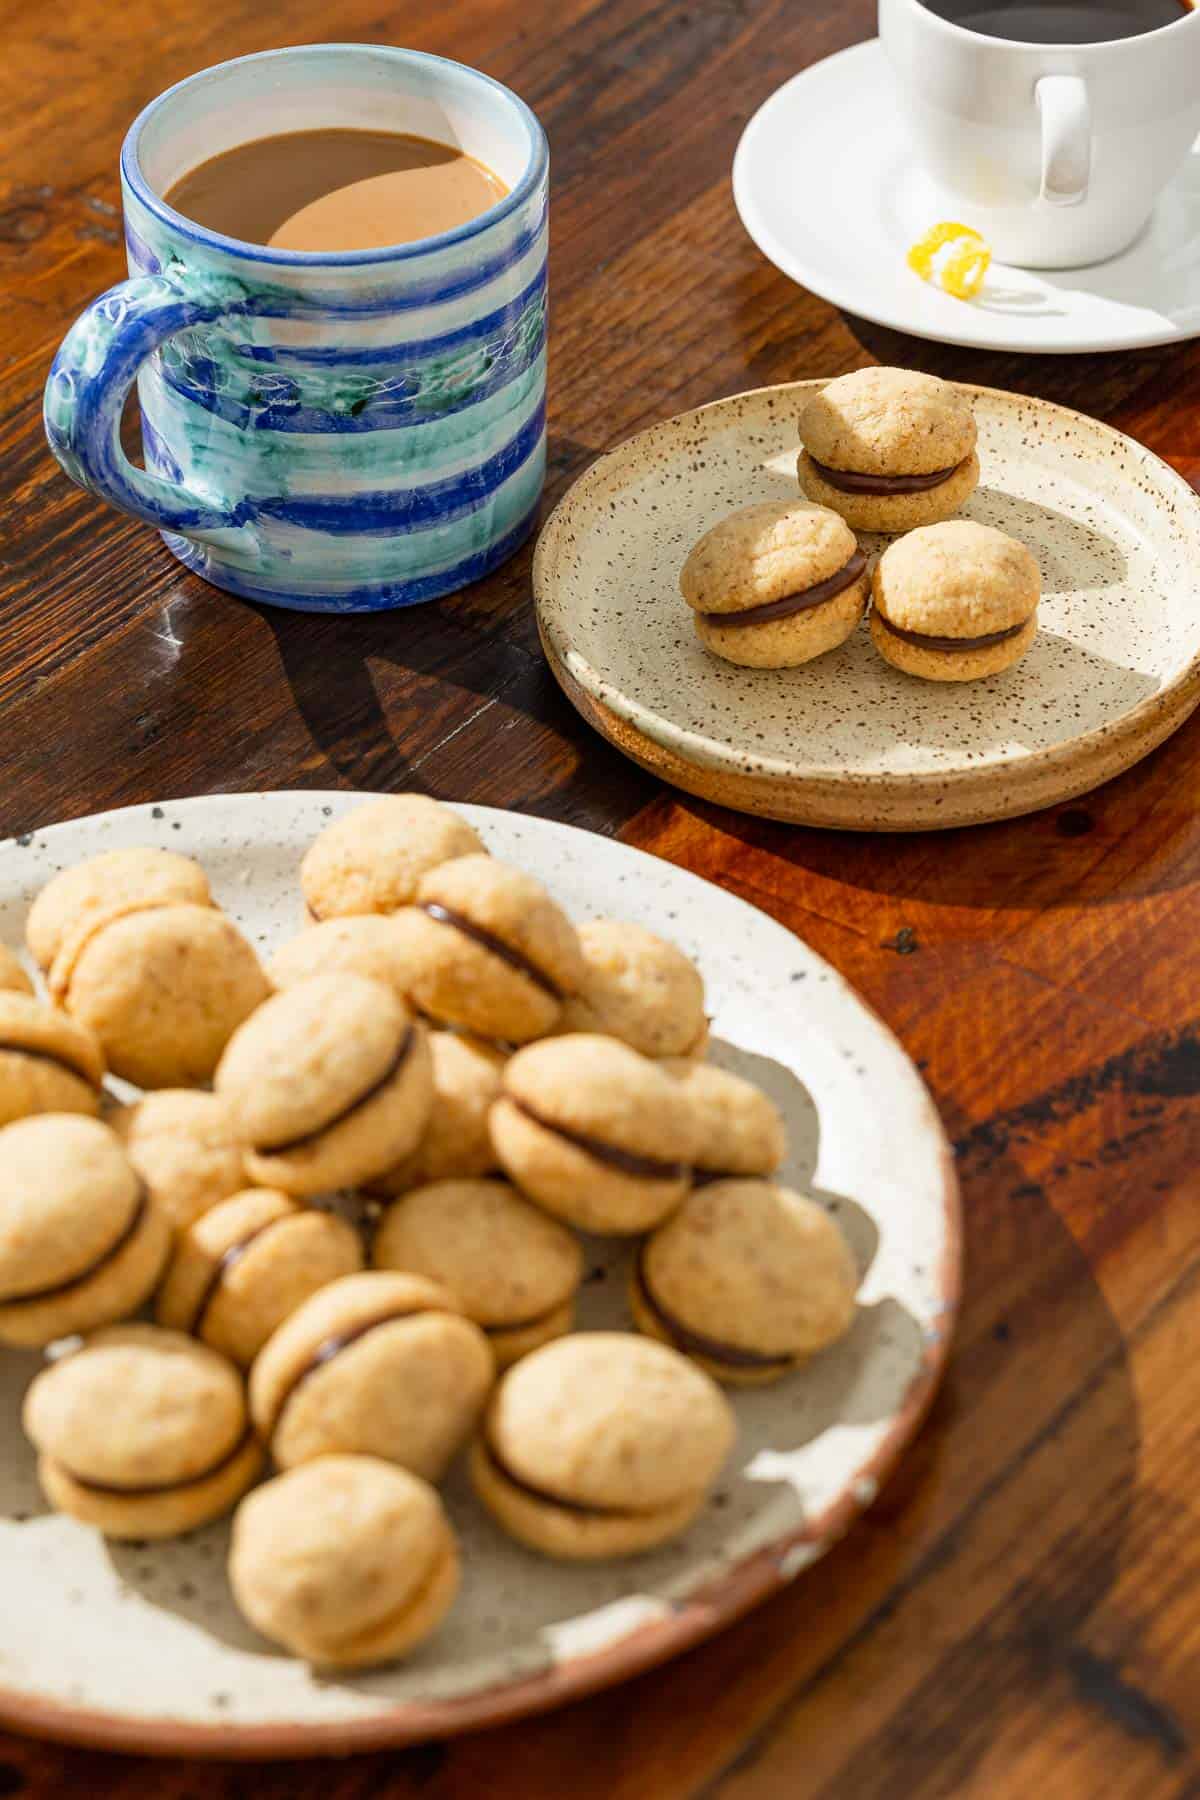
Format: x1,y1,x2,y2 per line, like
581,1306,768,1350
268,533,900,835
234,439,546,582
127,215,548,319
153,263,547,435
234,400,545,534
165,492,542,612
230,262,547,366
137,349,547,489
140,414,184,483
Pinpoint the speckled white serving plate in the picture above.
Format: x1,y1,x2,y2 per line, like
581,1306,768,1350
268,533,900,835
534,380,1200,829
0,792,958,1758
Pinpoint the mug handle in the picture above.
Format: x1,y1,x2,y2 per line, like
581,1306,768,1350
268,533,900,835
43,269,260,551
1036,75,1091,208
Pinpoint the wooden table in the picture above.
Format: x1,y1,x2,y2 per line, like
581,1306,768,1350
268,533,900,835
4,0,1200,1789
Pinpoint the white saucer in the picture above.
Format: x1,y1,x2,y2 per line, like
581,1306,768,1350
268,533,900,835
733,38,1200,355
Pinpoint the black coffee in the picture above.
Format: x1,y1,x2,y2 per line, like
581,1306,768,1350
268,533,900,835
922,0,1191,39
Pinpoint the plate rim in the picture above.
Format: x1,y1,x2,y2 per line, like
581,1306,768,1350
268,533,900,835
0,791,961,1759
532,377,1200,826
731,38,1193,357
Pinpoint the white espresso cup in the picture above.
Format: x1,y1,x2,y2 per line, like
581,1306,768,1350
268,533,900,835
879,0,1200,267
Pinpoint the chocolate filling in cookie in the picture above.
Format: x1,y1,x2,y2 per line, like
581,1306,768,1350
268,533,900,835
0,1041,97,1087
255,1026,414,1156
0,1184,150,1308
187,1215,297,1336
633,1246,794,1372
481,1438,639,1518
700,549,867,629
264,1303,431,1438
876,614,1029,653
418,903,563,1001
59,1425,255,1498
509,1097,689,1181
810,456,968,496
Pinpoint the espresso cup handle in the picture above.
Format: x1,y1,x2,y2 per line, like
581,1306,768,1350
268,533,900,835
44,270,260,550
1036,75,1091,208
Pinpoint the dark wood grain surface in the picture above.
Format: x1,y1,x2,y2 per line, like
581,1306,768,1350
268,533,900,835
3,0,1200,1790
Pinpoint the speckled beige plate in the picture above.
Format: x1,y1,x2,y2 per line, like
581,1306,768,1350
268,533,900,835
0,793,958,1758
535,380,1200,830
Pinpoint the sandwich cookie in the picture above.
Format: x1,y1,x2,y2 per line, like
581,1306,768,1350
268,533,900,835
0,1116,170,1349
405,855,584,1044
23,1324,262,1539
491,1035,698,1233
373,1178,583,1368
871,520,1040,681
661,1060,786,1182
229,1456,459,1668
470,1334,735,1558
301,795,485,922
215,975,433,1196
249,1271,494,1481
0,993,104,1128
556,920,708,1059
268,910,432,1003
111,1090,247,1232
157,1188,364,1368
680,501,868,669
798,367,979,532
26,845,213,976
50,903,269,1089
630,1179,857,1386
0,947,33,995
366,1031,506,1196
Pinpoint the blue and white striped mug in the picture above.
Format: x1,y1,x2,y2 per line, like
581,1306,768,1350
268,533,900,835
44,45,548,612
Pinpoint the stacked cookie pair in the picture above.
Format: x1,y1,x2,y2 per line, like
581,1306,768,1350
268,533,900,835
0,794,862,1671
681,367,1041,684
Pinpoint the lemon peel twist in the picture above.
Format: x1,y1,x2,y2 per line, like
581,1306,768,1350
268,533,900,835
907,222,991,301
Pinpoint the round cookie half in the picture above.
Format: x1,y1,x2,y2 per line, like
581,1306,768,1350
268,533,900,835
471,1334,734,1558
491,1034,699,1233
871,519,1040,682
695,574,868,668
229,1457,459,1667
268,910,433,1003
216,975,434,1196
0,993,105,1128
799,366,977,475
55,904,269,1089
111,1089,247,1232
661,1059,786,1180
0,1116,170,1349
630,1179,858,1386
249,1271,494,1480
26,846,212,975
373,1178,582,1367
556,920,708,1059
24,1324,262,1539
405,856,584,1044
681,499,868,669
870,608,1037,680
157,1187,364,1367
301,795,485,922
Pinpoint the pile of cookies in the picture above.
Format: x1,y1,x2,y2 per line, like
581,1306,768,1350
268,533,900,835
681,366,1041,683
0,796,860,1671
